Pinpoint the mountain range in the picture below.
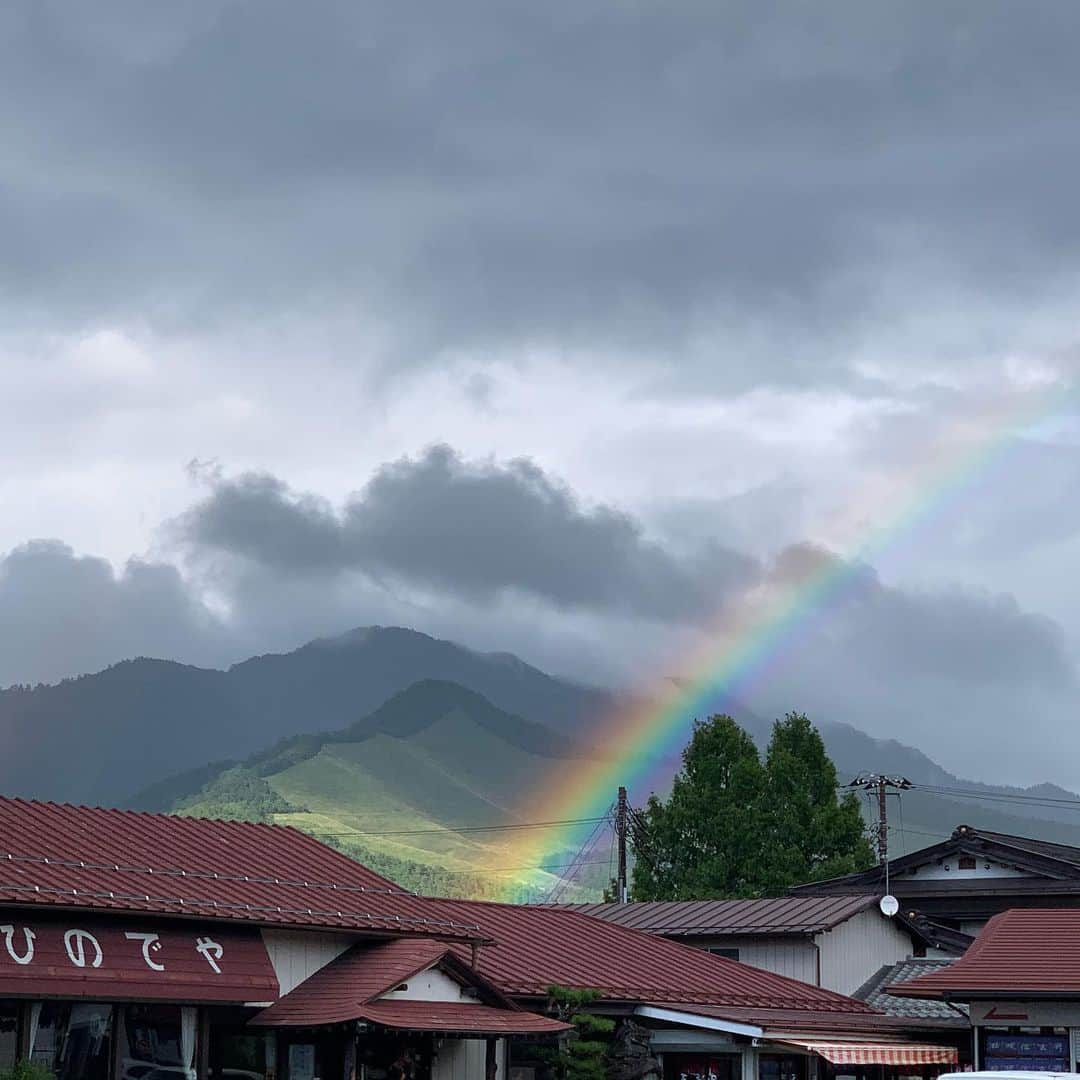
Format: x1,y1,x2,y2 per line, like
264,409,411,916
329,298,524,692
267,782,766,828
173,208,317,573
5,624,1080,898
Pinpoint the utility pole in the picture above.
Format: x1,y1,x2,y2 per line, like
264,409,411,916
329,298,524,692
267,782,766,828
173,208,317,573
847,774,912,893
616,786,628,903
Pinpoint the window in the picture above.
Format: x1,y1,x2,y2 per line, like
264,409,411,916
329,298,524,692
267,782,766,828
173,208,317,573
707,947,740,961
758,1055,807,1080
211,1030,275,1080
30,1002,114,1080
120,1004,198,1080
957,856,976,871
0,1003,18,1072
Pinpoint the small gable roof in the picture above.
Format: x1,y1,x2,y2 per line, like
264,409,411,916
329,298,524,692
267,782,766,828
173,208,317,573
253,938,567,1034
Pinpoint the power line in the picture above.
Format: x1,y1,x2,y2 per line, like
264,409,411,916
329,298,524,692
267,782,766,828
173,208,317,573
543,808,615,903
916,785,1080,809
303,815,610,839
840,780,1080,812
437,857,614,876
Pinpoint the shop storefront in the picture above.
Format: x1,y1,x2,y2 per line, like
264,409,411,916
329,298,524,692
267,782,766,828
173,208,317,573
0,796,568,1080
896,909,1080,1073
0,920,565,1080
628,1004,959,1080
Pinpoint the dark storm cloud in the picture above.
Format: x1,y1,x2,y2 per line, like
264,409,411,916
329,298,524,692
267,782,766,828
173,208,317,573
178,445,760,619
5,2,1080,383
0,540,226,686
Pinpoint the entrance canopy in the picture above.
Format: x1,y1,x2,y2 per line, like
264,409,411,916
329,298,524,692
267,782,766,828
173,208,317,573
779,1040,958,1066
251,938,569,1036
355,1001,568,1036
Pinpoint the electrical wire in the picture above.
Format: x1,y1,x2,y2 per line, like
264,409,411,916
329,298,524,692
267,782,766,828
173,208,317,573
301,815,611,839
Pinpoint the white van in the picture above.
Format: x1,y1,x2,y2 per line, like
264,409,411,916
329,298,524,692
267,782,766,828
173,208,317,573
938,1073,1080,1080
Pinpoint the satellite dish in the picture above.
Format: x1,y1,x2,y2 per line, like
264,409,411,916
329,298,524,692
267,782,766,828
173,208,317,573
880,894,899,917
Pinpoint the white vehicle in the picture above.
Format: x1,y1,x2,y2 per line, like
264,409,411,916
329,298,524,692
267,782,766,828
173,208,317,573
938,1073,1080,1080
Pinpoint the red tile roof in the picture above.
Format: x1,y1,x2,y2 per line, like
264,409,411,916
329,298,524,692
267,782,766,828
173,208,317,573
896,909,1080,999
253,937,568,1035
354,1001,568,1035
0,797,480,940
436,901,875,1011
568,896,879,937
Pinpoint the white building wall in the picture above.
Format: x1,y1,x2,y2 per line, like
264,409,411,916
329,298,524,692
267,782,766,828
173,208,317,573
260,929,354,996
383,967,478,1003
908,859,1030,880
814,909,912,995
689,936,818,985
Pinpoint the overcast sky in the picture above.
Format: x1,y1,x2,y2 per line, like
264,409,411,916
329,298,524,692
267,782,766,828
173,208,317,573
3,2,1080,785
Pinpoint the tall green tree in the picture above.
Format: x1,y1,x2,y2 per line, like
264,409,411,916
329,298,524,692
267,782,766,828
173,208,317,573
630,712,872,900
760,713,874,891
631,715,770,899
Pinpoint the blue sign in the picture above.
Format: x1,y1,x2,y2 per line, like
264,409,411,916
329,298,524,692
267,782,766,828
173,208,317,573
985,1033,1070,1072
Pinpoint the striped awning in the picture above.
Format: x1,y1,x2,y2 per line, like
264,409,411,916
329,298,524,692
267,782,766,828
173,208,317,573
781,1040,958,1066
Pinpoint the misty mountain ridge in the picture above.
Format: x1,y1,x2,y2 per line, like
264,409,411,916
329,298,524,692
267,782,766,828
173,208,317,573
0,625,612,807
3,624,1080,864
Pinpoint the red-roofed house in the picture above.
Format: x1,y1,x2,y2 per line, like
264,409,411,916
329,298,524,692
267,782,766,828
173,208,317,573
0,797,960,1080
892,909,1080,1072
0,798,560,1080
429,901,962,1080
566,897,947,995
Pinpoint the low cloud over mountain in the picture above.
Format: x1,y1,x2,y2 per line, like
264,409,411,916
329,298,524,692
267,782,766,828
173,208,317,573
1,447,1075,785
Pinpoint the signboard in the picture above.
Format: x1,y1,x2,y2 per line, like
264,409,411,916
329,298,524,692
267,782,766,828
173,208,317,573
0,913,278,1003
984,1033,1070,1073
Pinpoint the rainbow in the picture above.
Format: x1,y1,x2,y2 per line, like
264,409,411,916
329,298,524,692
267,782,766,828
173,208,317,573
500,376,1074,894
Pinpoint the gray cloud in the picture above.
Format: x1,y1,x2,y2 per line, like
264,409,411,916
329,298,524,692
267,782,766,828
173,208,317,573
0,540,226,686
177,444,760,620
5,2,1080,389
743,543,1077,782
768,543,1074,689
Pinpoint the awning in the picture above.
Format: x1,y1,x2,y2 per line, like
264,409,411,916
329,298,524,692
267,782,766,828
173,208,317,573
780,1040,958,1066
0,914,278,1003
355,1001,569,1036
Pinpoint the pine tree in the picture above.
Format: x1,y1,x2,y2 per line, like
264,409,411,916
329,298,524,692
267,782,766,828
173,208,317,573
545,987,615,1080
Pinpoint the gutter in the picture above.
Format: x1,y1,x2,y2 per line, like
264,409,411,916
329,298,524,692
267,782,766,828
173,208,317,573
634,1005,764,1038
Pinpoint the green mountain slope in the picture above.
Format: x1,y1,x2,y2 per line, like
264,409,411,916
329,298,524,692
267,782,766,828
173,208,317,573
169,681,600,900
